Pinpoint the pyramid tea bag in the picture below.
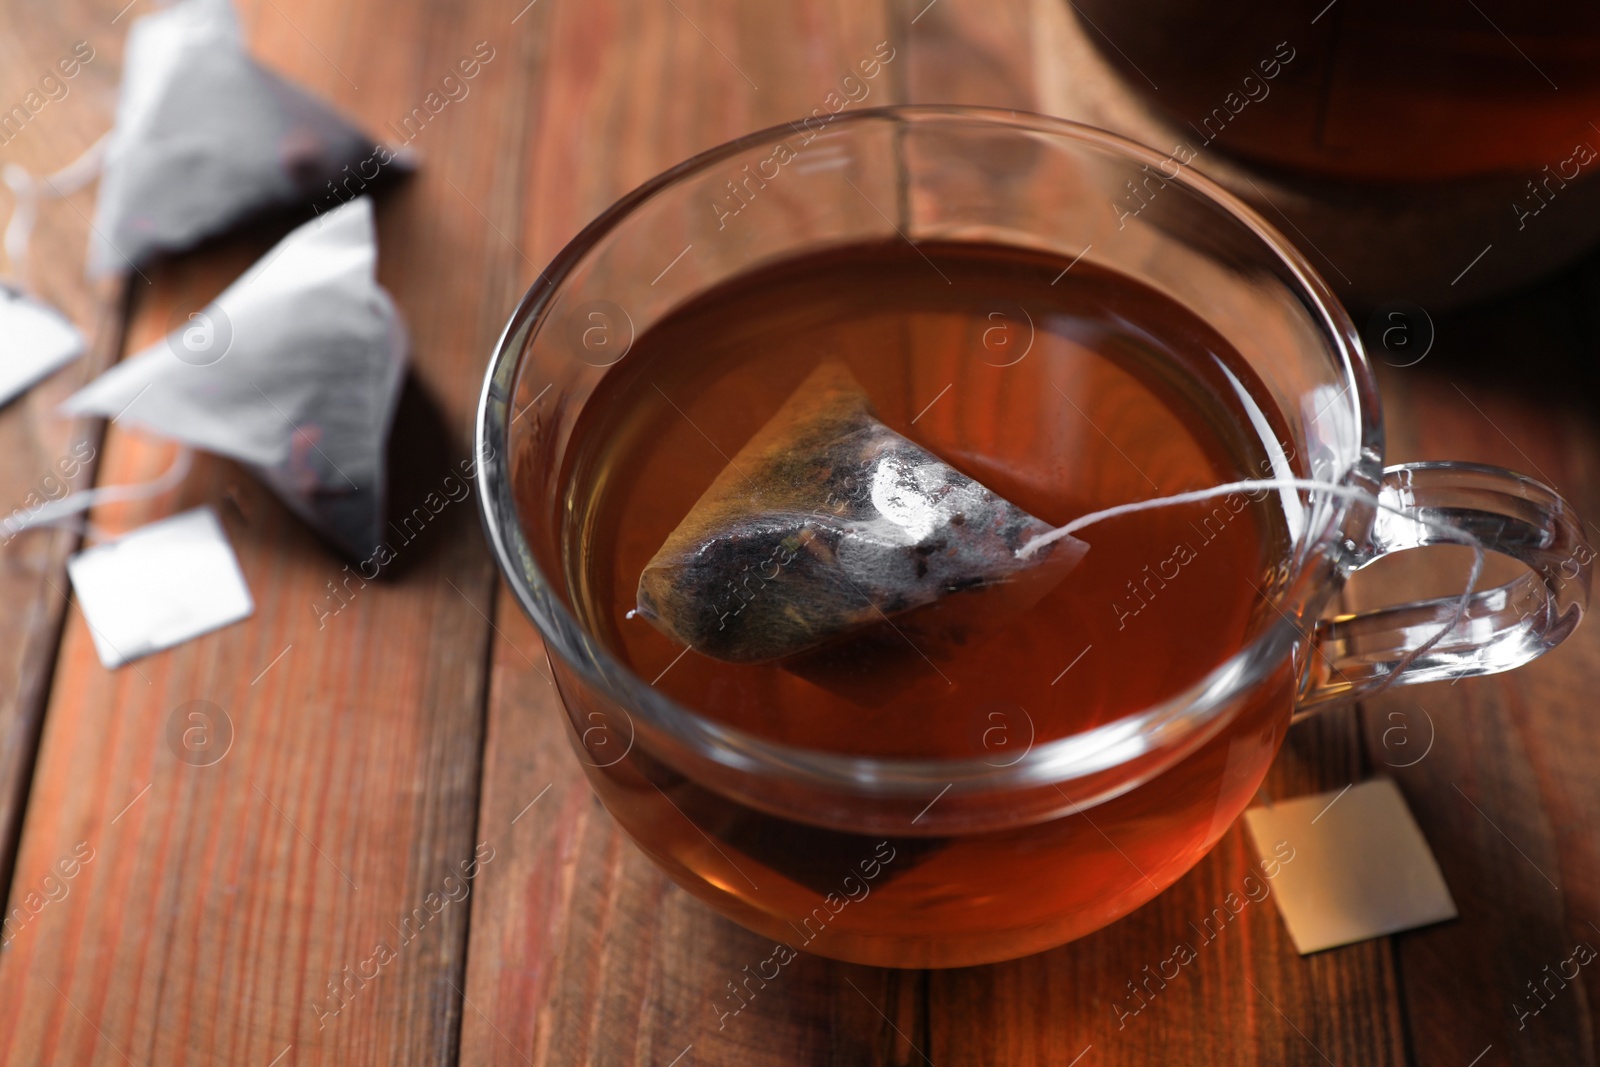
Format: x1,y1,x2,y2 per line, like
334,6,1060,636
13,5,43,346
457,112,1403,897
90,0,403,276
636,362,1088,665
64,197,406,560
0,284,84,409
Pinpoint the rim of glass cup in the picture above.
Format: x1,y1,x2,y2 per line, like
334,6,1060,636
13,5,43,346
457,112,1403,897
475,105,1380,803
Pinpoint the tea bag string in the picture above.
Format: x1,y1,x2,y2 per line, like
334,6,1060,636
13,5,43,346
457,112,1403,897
1018,477,1486,704
2,132,110,292
3,446,193,545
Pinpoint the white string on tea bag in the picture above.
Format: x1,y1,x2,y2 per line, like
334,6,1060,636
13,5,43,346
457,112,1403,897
1019,476,1487,701
3,133,110,292
1,446,193,545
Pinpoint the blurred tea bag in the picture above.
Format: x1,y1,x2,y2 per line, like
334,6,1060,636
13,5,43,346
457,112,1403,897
0,144,102,407
90,0,402,276
64,197,406,560
636,362,1087,668
0,284,83,408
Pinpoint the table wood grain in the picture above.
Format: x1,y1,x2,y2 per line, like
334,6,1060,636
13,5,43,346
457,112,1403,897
1,1,1597,1065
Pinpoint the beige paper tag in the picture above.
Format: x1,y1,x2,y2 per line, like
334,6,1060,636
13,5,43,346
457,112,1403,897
67,507,254,668
1243,778,1457,954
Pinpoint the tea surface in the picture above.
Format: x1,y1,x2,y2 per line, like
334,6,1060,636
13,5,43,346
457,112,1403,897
565,240,1291,759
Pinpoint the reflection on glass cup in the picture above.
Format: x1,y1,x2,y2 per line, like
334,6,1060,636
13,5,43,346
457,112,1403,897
477,108,1590,967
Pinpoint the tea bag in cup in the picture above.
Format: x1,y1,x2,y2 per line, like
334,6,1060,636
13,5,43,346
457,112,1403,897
90,0,404,276
636,362,1088,673
63,197,407,561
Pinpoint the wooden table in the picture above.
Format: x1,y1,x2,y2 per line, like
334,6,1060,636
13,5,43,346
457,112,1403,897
3,1,1599,1064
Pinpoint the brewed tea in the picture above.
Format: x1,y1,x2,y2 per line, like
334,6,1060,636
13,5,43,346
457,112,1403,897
556,240,1300,965
567,240,1291,754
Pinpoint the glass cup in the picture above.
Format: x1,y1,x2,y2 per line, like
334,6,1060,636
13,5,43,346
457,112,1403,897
475,107,1592,968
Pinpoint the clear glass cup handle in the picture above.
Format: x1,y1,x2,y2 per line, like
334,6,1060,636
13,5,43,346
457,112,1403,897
1298,461,1592,714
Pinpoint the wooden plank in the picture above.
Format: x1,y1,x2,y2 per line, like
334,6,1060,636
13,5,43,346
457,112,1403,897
0,0,127,921
1352,300,1600,1067
457,2,918,1065
0,0,527,1062
906,2,1407,1064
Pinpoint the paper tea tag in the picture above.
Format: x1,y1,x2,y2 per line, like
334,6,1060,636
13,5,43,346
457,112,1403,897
0,287,84,408
67,507,254,668
1243,778,1457,954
